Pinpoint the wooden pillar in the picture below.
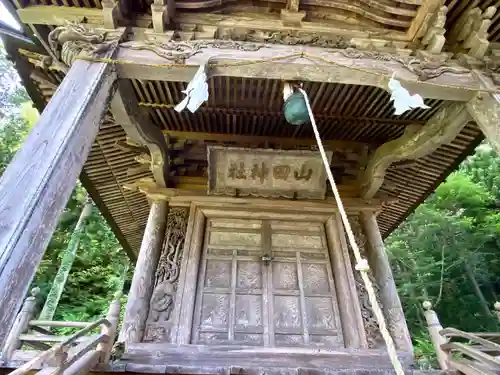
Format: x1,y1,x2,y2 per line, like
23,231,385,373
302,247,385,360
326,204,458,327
325,216,365,348
119,199,167,345
360,211,413,352
0,56,117,349
422,301,449,370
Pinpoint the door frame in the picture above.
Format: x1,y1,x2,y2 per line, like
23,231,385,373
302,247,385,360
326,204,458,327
169,199,374,349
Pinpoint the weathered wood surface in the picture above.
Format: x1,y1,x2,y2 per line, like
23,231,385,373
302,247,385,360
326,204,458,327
28,321,91,328
125,342,414,370
422,302,448,371
325,216,364,348
110,80,170,187
361,103,470,199
360,212,412,353
97,292,122,363
1,288,39,361
0,53,117,349
125,180,387,211
165,131,369,155
190,218,344,348
173,207,206,345
115,45,478,101
119,200,167,345
466,92,500,154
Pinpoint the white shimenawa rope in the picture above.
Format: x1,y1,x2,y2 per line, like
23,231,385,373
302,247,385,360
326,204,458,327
298,88,405,375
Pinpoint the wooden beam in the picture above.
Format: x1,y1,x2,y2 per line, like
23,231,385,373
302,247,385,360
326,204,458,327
17,6,106,26
115,43,478,101
110,80,171,187
0,44,118,348
16,7,408,41
163,131,370,150
360,103,471,199
466,92,500,154
123,178,385,211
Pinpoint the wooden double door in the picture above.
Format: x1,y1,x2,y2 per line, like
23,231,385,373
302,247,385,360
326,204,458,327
191,217,344,348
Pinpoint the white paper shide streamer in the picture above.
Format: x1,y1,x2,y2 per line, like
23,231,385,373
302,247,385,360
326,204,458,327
388,73,430,115
175,63,209,113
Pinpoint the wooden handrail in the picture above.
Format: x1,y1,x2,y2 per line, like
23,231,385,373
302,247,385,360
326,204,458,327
29,321,93,328
441,342,500,368
8,319,110,375
440,328,500,351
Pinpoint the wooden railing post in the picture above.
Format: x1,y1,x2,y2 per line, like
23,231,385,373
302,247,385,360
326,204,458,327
1,287,39,362
98,291,123,364
495,301,500,322
422,301,449,371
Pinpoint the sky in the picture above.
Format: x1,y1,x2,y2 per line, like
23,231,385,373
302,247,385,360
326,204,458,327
0,3,21,30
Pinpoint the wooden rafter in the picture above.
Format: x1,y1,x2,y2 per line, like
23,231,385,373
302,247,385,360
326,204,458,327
360,103,471,199
163,131,370,150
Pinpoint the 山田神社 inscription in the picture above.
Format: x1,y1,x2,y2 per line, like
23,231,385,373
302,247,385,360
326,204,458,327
207,146,332,199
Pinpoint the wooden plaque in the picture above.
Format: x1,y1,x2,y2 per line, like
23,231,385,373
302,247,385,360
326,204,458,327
207,146,332,200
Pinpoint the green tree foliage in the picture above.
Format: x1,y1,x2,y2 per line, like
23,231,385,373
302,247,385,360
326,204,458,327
0,43,131,326
386,144,500,368
39,199,94,323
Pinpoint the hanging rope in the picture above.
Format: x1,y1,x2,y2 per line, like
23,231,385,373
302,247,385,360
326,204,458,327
298,88,405,375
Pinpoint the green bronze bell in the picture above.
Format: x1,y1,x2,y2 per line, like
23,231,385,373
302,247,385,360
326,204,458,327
283,91,310,126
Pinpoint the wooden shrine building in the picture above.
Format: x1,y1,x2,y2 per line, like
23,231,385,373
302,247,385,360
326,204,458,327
0,0,500,374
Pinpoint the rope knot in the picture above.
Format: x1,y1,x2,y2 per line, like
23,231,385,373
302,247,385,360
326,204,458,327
355,258,370,272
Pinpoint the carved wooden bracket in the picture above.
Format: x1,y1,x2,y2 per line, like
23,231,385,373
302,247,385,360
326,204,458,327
360,103,470,199
110,80,171,187
449,6,497,59
421,6,447,54
151,0,175,33
466,92,500,155
102,0,122,29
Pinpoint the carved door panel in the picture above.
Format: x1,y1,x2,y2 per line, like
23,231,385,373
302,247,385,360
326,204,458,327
192,218,343,348
192,218,265,345
269,220,343,347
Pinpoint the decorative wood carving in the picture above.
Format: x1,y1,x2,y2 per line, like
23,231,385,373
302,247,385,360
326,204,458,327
110,80,171,187
466,92,500,155
421,6,447,54
150,0,175,33
207,147,332,200
47,23,123,68
191,218,343,347
360,211,412,352
339,49,470,81
449,6,497,59
361,103,470,199
102,0,121,29
120,39,266,63
347,216,384,349
144,207,189,343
